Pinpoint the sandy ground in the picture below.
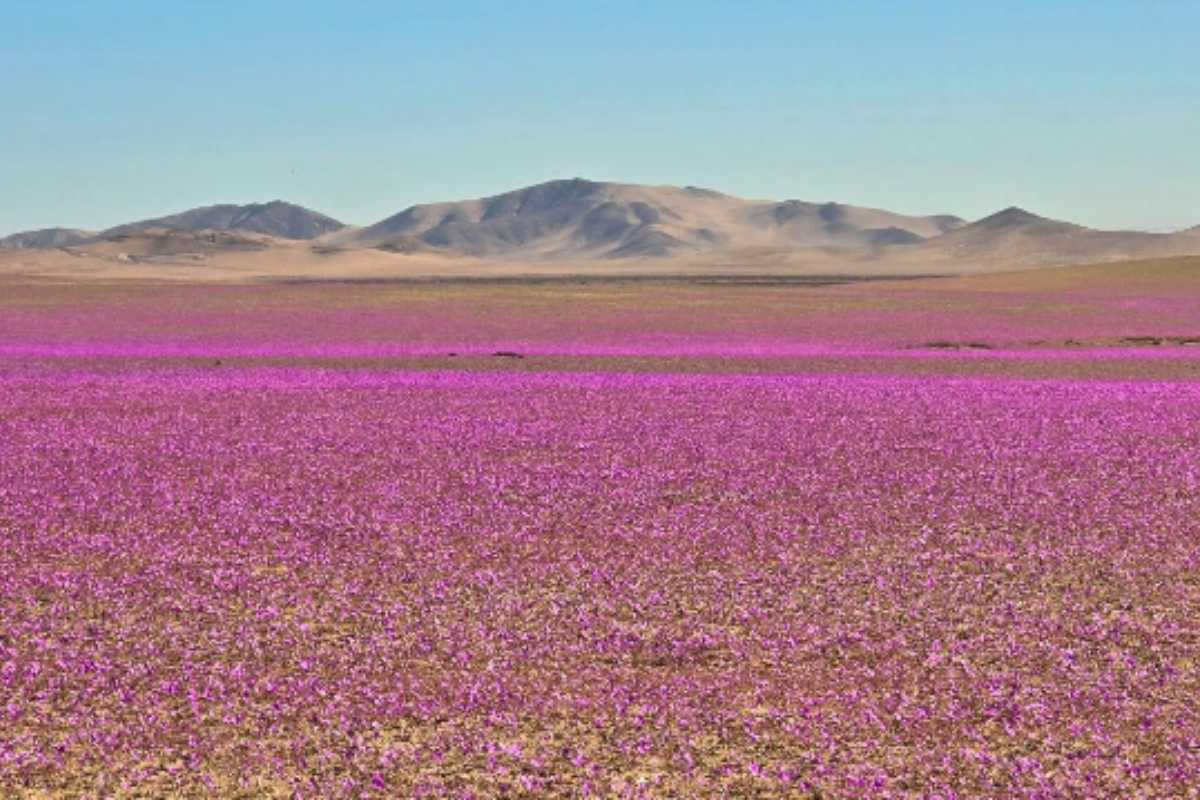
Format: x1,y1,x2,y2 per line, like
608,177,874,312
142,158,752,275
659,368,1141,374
5,233,1199,284
0,243,925,283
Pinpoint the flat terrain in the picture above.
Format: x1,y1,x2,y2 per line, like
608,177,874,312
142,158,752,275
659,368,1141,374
5,239,1200,284
3,255,1198,368
1,256,1199,797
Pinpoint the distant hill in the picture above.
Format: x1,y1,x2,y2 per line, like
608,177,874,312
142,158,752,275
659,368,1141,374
79,228,277,259
100,201,344,240
966,206,1081,232
912,206,1200,267
0,227,96,250
336,178,966,258
1,202,345,252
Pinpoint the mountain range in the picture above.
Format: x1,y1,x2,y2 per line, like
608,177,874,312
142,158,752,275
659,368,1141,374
0,201,343,250
3,179,1198,274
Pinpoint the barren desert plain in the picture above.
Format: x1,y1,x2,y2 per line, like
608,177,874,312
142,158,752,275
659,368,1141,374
1,246,1199,797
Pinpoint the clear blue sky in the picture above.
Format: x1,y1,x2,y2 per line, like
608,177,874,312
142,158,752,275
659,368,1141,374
3,0,1197,234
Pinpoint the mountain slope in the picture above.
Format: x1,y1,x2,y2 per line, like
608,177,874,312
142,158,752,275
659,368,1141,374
0,228,96,250
912,206,1199,266
100,201,345,240
340,178,966,258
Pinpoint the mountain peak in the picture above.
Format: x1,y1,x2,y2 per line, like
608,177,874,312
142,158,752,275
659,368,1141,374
974,206,1052,228
101,201,345,240
347,179,971,258
0,227,96,250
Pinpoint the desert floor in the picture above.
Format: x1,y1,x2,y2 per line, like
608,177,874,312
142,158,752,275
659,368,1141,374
2,257,1198,797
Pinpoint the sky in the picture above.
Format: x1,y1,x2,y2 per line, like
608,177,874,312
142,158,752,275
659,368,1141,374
2,0,1197,235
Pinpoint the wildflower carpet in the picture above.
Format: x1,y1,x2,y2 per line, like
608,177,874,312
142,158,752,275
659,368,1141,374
2,265,1198,797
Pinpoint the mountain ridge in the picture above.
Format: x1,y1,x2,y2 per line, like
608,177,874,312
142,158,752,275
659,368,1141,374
0,202,344,249
3,181,1199,271
100,201,345,241
0,227,97,250
334,178,969,259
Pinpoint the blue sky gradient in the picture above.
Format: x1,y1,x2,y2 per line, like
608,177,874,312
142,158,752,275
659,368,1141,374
3,1,1197,233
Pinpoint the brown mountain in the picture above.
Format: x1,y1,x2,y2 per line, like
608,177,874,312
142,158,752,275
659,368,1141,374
909,206,1200,268
0,227,96,250
99,201,345,240
334,178,966,258
1,201,345,253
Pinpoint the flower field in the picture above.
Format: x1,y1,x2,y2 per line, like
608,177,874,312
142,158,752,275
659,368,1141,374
2,273,1199,797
